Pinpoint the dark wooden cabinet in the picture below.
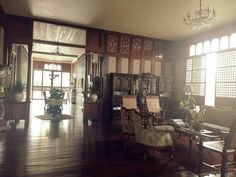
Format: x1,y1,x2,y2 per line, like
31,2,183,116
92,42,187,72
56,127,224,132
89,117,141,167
139,73,160,96
105,73,138,123
6,101,30,127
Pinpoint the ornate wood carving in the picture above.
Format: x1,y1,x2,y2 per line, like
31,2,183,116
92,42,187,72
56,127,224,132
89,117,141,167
154,41,164,59
107,34,118,53
132,38,142,56
120,36,130,55
143,40,153,57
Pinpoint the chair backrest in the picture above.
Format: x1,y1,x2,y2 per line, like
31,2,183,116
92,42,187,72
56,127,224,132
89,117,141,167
122,95,137,109
145,96,161,114
43,91,47,100
226,116,236,150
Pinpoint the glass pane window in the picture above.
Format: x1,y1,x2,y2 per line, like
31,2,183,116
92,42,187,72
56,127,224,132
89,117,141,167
216,50,236,98
196,43,203,55
189,45,196,56
230,33,236,48
203,41,210,54
220,36,229,50
33,70,42,86
43,71,51,86
62,72,70,87
33,90,42,99
53,72,61,87
211,38,219,52
205,53,217,106
56,65,61,70
44,64,49,70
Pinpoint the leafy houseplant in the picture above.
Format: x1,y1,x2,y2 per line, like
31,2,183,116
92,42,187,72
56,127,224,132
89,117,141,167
47,88,64,116
12,81,26,102
88,76,100,102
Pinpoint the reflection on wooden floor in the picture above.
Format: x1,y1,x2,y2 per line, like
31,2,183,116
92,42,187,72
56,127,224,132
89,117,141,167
0,100,234,177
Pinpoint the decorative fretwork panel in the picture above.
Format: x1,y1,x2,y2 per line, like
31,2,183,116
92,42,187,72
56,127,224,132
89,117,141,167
132,38,142,57
107,34,118,53
120,36,130,55
143,40,153,57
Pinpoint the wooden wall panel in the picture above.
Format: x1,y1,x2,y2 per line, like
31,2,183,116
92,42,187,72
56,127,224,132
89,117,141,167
108,56,116,73
6,15,33,44
132,59,140,74
144,60,151,73
154,61,162,76
120,58,129,74
86,29,104,53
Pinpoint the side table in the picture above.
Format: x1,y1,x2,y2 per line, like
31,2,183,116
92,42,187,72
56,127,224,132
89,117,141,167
83,101,103,122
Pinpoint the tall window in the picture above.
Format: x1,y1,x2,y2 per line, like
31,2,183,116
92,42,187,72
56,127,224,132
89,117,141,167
216,50,236,98
203,41,210,54
187,32,236,106
205,53,217,106
230,33,236,48
189,45,196,56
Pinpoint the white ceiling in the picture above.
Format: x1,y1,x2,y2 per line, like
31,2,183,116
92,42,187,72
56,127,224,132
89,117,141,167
1,0,236,41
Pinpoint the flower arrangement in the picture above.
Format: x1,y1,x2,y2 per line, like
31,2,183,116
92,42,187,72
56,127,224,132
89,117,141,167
12,81,25,93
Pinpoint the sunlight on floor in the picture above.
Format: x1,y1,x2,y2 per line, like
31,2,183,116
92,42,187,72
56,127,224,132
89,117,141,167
13,100,85,138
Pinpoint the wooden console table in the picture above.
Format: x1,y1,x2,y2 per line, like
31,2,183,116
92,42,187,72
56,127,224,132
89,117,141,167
6,101,30,127
83,101,103,122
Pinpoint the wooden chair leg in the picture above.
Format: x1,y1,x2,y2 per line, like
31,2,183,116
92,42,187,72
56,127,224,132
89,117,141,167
198,144,204,176
221,153,227,177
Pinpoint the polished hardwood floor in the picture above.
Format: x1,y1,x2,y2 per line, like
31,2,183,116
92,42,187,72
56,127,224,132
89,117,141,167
0,101,234,177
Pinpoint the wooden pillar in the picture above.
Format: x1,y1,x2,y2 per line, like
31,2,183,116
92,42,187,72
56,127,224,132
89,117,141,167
25,44,32,127
84,52,89,99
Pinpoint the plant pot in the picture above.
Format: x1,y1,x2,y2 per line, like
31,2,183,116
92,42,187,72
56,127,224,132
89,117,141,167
90,94,98,102
14,92,24,102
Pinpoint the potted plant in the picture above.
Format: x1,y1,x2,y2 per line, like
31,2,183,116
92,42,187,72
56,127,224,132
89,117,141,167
88,76,100,102
46,88,64,116
12,81,26,102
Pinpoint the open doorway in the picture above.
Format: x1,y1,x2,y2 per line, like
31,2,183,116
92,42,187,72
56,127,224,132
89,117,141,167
32,21,86,103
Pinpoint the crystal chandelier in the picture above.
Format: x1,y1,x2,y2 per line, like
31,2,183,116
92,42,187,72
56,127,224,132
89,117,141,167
183,0,216,30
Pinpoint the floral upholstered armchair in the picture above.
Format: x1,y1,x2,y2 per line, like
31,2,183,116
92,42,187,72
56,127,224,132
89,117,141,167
131,109,175,158
120,96,137,140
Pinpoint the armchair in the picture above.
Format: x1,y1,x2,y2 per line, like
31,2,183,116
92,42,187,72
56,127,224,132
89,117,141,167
198,117,236,177
146,95,174,116
131,109,175,159
120,96,137,141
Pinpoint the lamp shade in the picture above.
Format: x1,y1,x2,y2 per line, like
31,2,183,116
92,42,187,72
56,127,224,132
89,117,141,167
183,84,194,94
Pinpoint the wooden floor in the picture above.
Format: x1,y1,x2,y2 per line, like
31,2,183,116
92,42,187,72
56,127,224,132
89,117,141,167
0,100,234,177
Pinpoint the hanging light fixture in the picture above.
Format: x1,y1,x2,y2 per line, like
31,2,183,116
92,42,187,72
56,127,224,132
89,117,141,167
183,0,216,30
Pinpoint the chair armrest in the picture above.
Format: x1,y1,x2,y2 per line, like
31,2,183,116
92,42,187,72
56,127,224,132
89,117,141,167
154,125,174,132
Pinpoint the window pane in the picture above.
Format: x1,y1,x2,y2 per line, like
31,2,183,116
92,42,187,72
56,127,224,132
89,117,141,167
62,72,70,87
216,50,236,98
33,90,42,99
43,71,51,86
196,43,203,55
203,41,210,54
49,64,53,70
192,83,205,96
33,70,42,86
57,65,61,70
53,72,61,87
205,53,217,106
230,33,236,48
189,45,195,56
220,36,229,50
192,56,206,70
44,64,49,70
211,38,219,52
